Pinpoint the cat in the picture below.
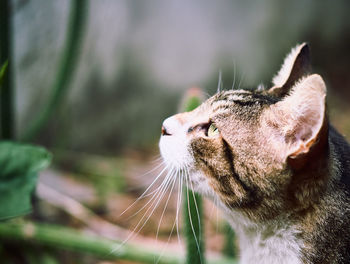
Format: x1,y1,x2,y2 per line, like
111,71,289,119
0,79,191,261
159,43,350,264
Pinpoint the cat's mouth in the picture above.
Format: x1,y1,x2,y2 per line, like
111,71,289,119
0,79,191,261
159,133,194,170
159,128,211,196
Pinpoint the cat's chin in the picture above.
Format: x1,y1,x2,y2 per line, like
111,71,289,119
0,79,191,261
183,170,217,197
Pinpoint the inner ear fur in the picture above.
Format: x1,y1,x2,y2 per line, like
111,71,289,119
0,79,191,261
268,43,311,98
266,74,327,169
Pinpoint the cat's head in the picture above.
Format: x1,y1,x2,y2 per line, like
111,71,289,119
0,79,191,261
159,44,328,222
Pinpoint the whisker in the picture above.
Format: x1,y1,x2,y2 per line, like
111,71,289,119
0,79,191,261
134,160,165,180
217,70,223,93
126,169,174,220
151,155,163,163
155,211,179,264
186,168,202,242
135,186,164,199
231,58,236,90
129,177,174,239
216,196,219,234
237,70,246,90
203,92,212,99
208,193,216,220
175,170,184,245
111,169,175,254
136,164,169,197
126,178,171,206
120,165,169,216
185,173,203,264
156,174,177,240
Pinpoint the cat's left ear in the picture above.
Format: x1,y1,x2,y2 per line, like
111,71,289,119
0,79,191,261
264,74,327,169
268,43,311,97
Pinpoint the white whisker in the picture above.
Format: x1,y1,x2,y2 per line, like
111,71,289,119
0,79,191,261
111,168,176,254
175,170,184,245
151,155,163,163
232,59,236,90
134,160,165,180
155,210,179,264
156,173,177,240
237,70,246,90
216,196,219,234
186,168,202,242
217,70,223,93
120,164,168,216
129,177,174,238
126,168,174,220
185,172,203,264
203,92,212,99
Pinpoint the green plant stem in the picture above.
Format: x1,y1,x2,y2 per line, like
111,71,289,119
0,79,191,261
22,0,88,142
0,221,180,264
183,93,205,264
0,61,8,87
223,222,236,258
184,190,205,263
0,221,237,264
0,0,14,139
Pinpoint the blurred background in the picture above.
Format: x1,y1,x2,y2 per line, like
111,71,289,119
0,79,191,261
1,0,350,263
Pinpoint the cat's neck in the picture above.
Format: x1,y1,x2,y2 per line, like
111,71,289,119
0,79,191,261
223,208,303,264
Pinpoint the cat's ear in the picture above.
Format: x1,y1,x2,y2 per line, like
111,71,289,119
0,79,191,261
265,74,327,169
268,43,311,97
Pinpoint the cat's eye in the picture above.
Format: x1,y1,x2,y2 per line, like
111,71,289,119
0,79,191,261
207,123,219,137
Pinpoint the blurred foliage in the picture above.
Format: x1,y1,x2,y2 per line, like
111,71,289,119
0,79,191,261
51,50,180,154
22,0,88,142
0,0,13,140
0,60,8,86
0,142,51,220
54,150,125,206
0,221,237,264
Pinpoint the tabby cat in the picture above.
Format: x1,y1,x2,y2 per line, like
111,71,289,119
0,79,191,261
159,43,350,264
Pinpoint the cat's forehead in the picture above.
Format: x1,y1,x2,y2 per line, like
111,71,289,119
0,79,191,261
212,89,253,102
210,89,277,106
198,89,277,119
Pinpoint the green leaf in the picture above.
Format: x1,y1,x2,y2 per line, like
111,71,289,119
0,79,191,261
0,141,52,220
0,60,8,86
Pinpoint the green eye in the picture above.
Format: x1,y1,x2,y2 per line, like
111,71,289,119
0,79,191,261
207,123,219,137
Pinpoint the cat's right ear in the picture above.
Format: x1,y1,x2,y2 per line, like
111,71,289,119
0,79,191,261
263,74,327,170
267,43,311,97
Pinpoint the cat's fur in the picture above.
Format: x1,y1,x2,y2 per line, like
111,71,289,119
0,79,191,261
159,43,350,264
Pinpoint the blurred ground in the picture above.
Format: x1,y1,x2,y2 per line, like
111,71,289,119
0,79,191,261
34,150,231,263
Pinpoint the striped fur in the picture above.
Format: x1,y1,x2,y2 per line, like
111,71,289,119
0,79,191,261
159,44,350,263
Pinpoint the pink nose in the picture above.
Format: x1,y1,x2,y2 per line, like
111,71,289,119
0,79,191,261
162,126,171,136
161,125,172,136
161,116,182,136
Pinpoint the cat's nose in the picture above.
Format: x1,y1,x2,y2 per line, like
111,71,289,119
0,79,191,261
161,125,171,136
161,116,181,136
